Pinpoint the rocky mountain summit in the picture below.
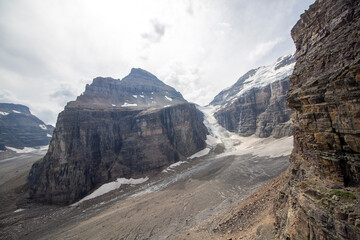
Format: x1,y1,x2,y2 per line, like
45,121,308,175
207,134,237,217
273,0,360,239
68,68,186,109
0,103,54,150
28,69,207,204
210,53,295,138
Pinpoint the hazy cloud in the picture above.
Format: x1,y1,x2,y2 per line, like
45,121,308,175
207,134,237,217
141,19,166,43
249,38,284,62
50,86,77,106
186,0,194,15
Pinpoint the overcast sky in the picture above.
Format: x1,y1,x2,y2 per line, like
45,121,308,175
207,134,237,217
0,0,314,125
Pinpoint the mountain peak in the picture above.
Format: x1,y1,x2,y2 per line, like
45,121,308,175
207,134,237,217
123,68,161,84
68,68,186,109
130,68,154,76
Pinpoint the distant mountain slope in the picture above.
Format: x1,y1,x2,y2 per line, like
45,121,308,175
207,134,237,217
210,53,295,138
0,103,54,150
28,68,207,204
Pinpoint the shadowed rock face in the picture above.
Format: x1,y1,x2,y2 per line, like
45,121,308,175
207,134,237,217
28,69,207,204
211,54,295,138
0,103,54,150
274,0,360,239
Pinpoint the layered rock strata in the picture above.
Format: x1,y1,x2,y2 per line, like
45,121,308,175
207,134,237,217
28,69,207,204
211,53,295,138
274,0,360,239
0,103,54,150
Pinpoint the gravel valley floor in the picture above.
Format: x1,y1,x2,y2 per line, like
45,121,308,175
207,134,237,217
0,138,290,239
0,107,293,239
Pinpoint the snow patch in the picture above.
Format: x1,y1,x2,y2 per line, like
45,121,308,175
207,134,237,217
47,133,52,138
132,95,138,98
188,148,211,159
71,177,149,206
164,105,171,108
39,124,47,130
162,161,187,173
112,104,116,107
0,111,9,116
5,145,49,154
165,96,173,101
121,103,138,107
12,110,21,114
140,95,145,98
14,209,25,213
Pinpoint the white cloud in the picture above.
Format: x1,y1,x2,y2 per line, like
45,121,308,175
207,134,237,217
0,0,314,124
249,38,284,62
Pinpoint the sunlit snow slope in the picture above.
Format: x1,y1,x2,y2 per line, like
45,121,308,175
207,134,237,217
210,52,295,108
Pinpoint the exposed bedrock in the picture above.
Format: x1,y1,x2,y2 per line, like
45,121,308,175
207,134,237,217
274,0,360,239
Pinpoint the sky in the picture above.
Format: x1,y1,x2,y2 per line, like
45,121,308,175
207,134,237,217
0,0,314,125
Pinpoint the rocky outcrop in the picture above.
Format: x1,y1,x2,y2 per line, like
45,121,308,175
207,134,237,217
0,103,54,150
211,53,295,138
28,69,207,205
274,0,360,239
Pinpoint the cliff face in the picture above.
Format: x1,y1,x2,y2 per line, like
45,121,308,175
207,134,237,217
275,0,360,239
28,69,207,205
211,53,295,138
0,103,54,150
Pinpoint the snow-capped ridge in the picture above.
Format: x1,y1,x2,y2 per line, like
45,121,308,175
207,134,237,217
210,52,295,107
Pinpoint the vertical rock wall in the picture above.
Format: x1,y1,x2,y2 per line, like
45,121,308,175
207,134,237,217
274,0,360,239
28,104,207,204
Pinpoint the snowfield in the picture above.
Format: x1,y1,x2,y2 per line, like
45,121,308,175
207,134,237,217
199,105,293,158
217,52,295,107
188,148,211,159
71,177,149,206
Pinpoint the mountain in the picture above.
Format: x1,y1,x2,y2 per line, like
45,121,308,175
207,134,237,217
210,53,295,138
28,68,208,204
68,68,186,109
0,103,54,150
273,0,360,239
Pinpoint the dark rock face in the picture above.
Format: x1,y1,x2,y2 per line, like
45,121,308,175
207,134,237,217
0,103,54,150
211,54,295,138
274,0,360,239
28,69,207,204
